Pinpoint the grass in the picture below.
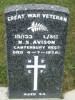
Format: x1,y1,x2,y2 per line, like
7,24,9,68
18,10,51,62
0,0,75,93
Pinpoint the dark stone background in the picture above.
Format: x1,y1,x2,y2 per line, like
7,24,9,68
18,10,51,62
5,5,69,98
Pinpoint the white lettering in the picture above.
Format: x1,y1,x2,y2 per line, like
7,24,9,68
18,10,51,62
7,14,25,21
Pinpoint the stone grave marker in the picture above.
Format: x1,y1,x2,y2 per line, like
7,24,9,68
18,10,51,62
4,4,69,99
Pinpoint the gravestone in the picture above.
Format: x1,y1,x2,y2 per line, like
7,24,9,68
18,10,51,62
4,4,69,99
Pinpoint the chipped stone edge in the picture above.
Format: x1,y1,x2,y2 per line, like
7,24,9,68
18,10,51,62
4,4,69,14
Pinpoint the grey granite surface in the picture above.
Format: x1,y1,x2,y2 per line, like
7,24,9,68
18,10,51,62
5,4,69,14
4,4,69,99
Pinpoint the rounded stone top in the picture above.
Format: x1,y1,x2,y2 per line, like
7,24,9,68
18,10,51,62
5,4,69,14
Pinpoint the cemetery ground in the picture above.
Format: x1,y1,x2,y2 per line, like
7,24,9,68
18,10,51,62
0,0,75,95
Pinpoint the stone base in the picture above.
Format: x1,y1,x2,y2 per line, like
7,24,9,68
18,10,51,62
0,87,75,100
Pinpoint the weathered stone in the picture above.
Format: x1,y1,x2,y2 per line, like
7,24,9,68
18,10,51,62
4,4,69,99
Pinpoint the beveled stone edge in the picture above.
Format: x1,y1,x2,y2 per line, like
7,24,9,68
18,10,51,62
5,4,69,14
